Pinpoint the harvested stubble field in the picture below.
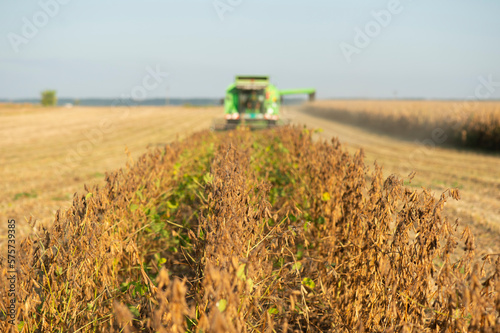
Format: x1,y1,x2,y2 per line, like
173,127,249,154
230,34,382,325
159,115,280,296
0,104,220,248
1,122,499,332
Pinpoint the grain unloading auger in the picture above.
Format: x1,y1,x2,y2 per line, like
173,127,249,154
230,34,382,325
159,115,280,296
211,76,315,131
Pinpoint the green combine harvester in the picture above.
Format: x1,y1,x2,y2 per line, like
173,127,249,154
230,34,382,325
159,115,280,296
212,75,315,130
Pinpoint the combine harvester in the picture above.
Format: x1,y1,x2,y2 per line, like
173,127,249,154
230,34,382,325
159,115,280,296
212,75,315,130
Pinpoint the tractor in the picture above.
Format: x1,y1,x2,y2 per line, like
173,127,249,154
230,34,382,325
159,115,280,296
212,75,315,130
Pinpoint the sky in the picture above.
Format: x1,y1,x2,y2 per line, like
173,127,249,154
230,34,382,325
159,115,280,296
0,0,499,100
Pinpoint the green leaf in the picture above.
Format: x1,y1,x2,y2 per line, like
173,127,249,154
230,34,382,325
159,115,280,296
17,321,25,332
134,283,147,296
246,278,254,291
321,192,331,201
302,277,316,290
296,245,304,260
292,262,302,271
303,221,310,232
217,299,227,312
136,190,144,201
268,307,279,315
203,172,214,184
186,316,197,329
166,201,179,210
275,257,284,268
128,305,140,317
120,282,131,292
237,264,246,280
151,221,165,234
85,193,93,200
316,216,325,225
130,203,139,212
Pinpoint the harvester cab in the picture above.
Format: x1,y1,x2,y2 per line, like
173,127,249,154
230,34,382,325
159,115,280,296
212,75,315,131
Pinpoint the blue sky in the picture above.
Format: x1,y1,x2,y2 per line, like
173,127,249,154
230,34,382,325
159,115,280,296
1,0,499,99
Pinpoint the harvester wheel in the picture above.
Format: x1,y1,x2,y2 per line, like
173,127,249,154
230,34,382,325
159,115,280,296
226,119,240,130
267,120,277,128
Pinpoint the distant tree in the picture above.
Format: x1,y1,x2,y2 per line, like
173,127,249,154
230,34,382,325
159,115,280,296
41,90,57,107
74,99,81,106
